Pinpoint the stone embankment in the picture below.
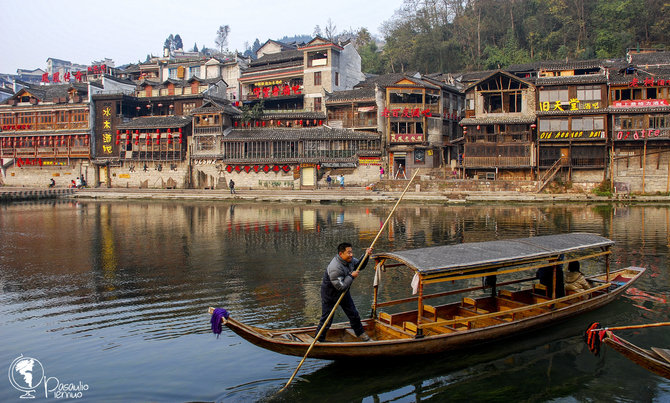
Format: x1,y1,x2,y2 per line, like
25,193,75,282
0,188,76,203
1,184,667,205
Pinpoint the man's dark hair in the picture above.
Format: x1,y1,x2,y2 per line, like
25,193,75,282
337,242,352,254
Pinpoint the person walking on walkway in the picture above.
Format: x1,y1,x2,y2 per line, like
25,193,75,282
229,179,236,194
338,175,344,189
326,175,332,188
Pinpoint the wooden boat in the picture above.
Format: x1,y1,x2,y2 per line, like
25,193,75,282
599,330,670,379
209,233,645,359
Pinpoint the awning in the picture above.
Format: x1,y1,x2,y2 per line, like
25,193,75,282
372,233,613,275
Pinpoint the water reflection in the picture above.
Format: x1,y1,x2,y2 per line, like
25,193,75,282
0,201,668,402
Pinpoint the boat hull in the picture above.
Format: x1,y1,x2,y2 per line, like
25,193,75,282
222,267,645,359
603,332,670,379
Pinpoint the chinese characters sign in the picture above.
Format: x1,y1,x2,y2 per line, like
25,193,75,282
41,65,108,84
539,131,605,140
390,133,424,143
252,85,302,98
628,77,670,87
382,108,433,118
612,100,669,108
539,99,600,111
97,103,115,156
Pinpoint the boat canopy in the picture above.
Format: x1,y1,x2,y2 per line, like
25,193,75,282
372,233,614,275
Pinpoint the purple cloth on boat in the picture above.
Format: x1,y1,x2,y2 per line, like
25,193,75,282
211,308,230,337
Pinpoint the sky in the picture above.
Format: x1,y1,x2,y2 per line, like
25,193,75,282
0,0,406,74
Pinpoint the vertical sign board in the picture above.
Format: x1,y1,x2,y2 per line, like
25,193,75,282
95,102,116,157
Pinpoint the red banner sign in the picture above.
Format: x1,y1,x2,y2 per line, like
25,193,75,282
612,99,669,108
382,108,432,118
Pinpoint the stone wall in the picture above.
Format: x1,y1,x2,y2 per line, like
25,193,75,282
613,151,670,193
108,161,190,189
1,159,94,188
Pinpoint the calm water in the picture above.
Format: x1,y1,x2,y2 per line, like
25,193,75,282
0,200,669,402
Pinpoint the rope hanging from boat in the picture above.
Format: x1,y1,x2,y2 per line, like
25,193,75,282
211,308,230,338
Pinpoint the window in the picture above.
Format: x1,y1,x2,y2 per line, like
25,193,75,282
314,97,322,111
539,87,569,103
576,85,601,102
390,91,423,104
572,117,604,131
539,119,568,132
189,66,200,79
169,68,178,79
335,72,339,86
314,72,321,86
483,94,502,113
183,102,196,115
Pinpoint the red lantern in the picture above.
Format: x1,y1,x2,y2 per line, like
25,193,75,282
319,120,322,125
234,121,238,127
296,165,300,171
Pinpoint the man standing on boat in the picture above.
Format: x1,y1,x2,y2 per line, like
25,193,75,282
315,243,373,342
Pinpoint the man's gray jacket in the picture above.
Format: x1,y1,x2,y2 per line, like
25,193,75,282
322,253,369,293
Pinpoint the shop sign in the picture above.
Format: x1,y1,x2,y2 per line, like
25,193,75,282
615,129,670,141
539,131,605,140
539,99,600,111
390,133,424,143
382,108,432,118
612,99,669,108
359,157,381,165
628,77,670,87
252,85,301,98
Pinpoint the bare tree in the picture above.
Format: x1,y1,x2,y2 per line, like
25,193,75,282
314,25,323,37
324,19,337,41
215,25,231,53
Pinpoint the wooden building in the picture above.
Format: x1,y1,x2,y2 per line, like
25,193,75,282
608,62,670,193
534,60,609,188
460,71,536,180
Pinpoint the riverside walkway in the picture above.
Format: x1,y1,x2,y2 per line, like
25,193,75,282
1,186,663,204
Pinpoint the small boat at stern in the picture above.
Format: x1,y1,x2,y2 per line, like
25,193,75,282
210,232,645,359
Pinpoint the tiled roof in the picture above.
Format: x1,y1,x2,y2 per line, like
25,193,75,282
250,49,303,67
224,126,379,141
117,115,191,129
628,51,670,66
609,105,670,113
121,64,141,73
17,82,89,101
230,111,326,119
608,66,670,84
137,77,224,89
326,87,375,103
242,60,303,76
455,69,497,84
536,108,608,116
191,99,240,115
460,115,536,125
538,59,605,71
535,74,607,85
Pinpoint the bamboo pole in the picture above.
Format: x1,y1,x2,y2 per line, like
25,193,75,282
279,168,421,393
642,139,647,194
588,322,670,332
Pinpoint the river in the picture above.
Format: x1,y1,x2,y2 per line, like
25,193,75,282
0,200,668,402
